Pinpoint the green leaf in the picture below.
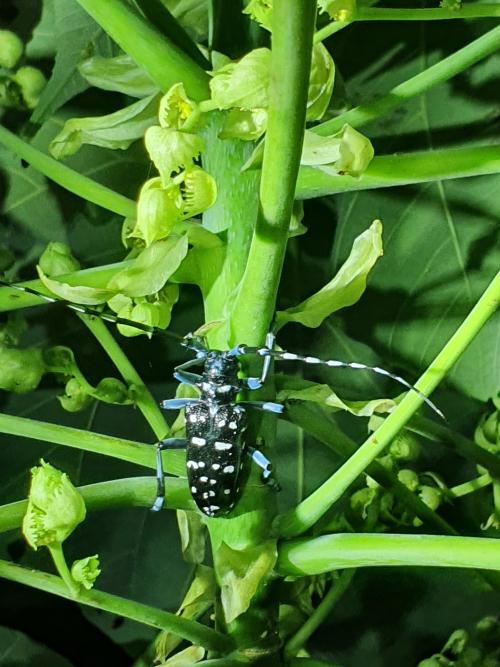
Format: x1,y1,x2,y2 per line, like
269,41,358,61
177,509,206,564
243,0,273,31
275,219,383,329
25,0,57,59
49,94,159,159
107,235,189,297
39,242,81,277
92,377,132,405
79,53,158,97
31,0,114,123
215,540,277,623
162,646,205,666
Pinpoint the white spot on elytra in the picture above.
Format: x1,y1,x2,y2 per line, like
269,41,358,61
215,441,232,451
212,463,221,470
198,461,205,468
223,465,235,474
188,414,197,422
191,436,206,446
217,420,226,427
209,479,216,485
191,486,197,493
199,476,208,483
187,460,198,469
223,489,231,495
229,422,237,430
210,505,220,512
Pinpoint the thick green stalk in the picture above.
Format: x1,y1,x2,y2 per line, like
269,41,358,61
75,0,209,99
0,413,184,476
231,0,317,345
285,569,355,657
314,24,500,135
0,559,233,652
277,270,500,538
0,125,136,217
78,314,168,441
315,5,500,42
296,145,500,199
278,533,500,576
0,477,191,534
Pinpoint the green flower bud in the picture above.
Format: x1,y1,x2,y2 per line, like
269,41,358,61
179,166,217,220
418,485,442,511
58,377,92,412
417,659,443,667
219,107,267,141
159,82,198,130
0,345,45,393
23,460,86,549
71,555,101,590
0,30,23,69
145,126,204,185
93,377,131,404
13,66,47,109
133,177,182,246
398,469,419,492
390,433,421,461
209,48,271,110
475,615,500,641
39,242,81,277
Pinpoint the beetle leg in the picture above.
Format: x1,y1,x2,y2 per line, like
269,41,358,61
238,400,284,414
248,445,280,491
152,438,188,512
174,370,202,386
160,398,201,410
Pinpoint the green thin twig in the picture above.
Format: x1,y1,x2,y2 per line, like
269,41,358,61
75,0,209,99
277,270,500,538
313,24,500,135
0,477,191,534
0,413,184,475
0,125,136,218
296,145,500,198
285,569,355,657
278,533,500,576
450,474,492,499
231,0,317,344
0,559,233,652
78,314,168,441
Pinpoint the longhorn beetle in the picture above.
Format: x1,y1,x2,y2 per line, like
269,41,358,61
0,279,444,517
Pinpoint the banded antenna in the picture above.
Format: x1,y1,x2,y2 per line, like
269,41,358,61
0,279,183,341
232,342,445,420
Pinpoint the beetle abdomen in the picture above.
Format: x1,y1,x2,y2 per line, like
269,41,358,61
185,403,246,517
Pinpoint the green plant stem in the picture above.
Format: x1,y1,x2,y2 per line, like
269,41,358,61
75,0,209,99
450,474,492,499
315,6,500,42
231,0,317,345
0,125,136,218
296,144,500,198
285,569,355,657
48,542,79,597
0,412,184,476
407,415,500,478
313,24,500,135
0,477,191,534
277,270,500,538
0,559,233,652
278,533,500,576
78,314,168,441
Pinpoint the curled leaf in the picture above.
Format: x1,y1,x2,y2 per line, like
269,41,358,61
50,95,158,159
302,125,374,176
275,220,383,329
58,377,92,413
37,267,116,305
134,177,183,246
219,107,267,141
79,53,157,98
307,43,335,121
209,48,271,110
38,242,81,277
108,236,188,297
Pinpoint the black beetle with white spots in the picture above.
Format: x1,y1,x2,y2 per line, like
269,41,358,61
0,279,444,518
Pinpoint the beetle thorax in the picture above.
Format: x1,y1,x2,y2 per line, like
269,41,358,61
200,352,240,403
